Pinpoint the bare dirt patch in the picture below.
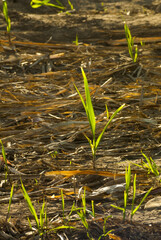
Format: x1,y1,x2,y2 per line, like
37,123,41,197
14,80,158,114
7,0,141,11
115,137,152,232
0,0,161,239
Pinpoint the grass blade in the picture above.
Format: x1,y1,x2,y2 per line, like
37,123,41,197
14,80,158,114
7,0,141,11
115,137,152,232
131,174,136,216
81,68,96,138
96,104,125,149
131,187,152,217
21,181,39,230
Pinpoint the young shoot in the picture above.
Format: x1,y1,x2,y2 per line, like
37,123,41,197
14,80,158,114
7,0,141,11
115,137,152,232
111,164,152,222
124,22,138,62
74,68,125,169
2,0,11,43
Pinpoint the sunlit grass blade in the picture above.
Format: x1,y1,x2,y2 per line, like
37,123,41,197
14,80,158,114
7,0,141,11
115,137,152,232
106,104,109,119
142,151,159,176
21,181,39,231
28,217,32,230
81,68,96,138
131,187,152,220
110,204,124,212
125,164,131,193
124,22,138,62
131,174,136,216
74,83,87,113
68,0,74,10
3,0,11,33
40,201,45,231
95,103,125,149
0,139,6,164
61,189,65,221
0,139,8,179
91,200,95,218
123,190,127,221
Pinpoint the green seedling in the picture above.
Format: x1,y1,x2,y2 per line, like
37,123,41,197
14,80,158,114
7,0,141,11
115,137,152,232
74,68,125,169
30,0,65,10
111,164,152,222
91,200,95,218
76,189,113,240
133,151,159,177
52,150,58,158
98,216,113,240
75,189,91,239
0,139,9,180
2,0,11,43
111,164,131,221
73,34,79,46
21,180,47,236
61,189,65,222
6,184,14,221
124,23,138,62
140,40,145,46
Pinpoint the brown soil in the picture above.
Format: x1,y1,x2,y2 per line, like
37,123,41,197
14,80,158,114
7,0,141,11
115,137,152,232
0,0,161,239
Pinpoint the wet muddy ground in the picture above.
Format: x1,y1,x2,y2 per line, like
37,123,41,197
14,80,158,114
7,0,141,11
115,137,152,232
0,0,161,239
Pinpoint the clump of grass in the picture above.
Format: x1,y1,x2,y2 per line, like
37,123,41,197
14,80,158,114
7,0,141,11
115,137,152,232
74,68,125,169
76,189,113,240
21,180,47,236
21,181,74,237
133,151,159,177
111,164,152,222
124,22,138,62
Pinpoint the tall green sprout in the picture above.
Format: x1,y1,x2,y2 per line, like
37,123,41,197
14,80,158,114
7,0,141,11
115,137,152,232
124,23,138,62
111,164,152,222
21,180,47,236
74,68,125,169
2,0,11,43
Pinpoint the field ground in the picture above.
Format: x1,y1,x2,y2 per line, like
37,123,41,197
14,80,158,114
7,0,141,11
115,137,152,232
0,0,161,239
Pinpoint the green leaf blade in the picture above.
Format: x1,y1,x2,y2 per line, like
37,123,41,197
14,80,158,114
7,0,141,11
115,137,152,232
96,104,125,149
81,68,96,138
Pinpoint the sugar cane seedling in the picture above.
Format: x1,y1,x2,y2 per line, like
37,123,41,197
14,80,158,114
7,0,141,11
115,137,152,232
74,68,125,169
132,151,159,177
2,0,11,44
30,0,65,10
111,164,131,222
111,164,152,222
98,216,113,240
21,185,75,237
124,22,138,62
75,189,92,240
21,180,47,236
76,189,113,240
